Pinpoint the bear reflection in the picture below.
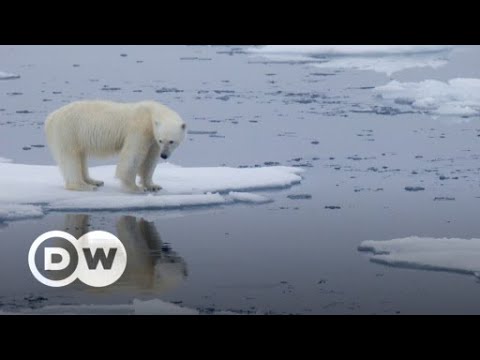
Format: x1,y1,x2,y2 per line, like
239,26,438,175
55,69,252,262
63,214,187,293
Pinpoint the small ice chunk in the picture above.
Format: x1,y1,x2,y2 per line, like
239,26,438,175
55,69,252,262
227,192,271,204
0,71,20,80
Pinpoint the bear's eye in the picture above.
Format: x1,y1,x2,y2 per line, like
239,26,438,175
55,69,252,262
158,140,163,144
169,141,175,144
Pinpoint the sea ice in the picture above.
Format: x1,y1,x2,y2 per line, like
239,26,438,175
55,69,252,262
359,236,480,279
249,45,453,76
249,45,452,56
0,71,20,80
0,162,303,221
375,78,480,117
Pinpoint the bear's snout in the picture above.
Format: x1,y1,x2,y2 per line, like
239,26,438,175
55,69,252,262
161,154,169,160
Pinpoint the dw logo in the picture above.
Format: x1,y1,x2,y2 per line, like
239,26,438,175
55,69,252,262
28,230,127,288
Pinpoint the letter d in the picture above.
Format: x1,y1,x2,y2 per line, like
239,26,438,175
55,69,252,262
44,247,71,271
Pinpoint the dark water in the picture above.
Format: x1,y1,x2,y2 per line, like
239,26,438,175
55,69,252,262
1,45,480,314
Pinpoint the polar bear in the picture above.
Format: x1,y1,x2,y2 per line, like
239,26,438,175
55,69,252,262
45,100,186,193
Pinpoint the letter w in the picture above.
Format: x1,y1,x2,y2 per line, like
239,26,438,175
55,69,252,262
83,248,118,270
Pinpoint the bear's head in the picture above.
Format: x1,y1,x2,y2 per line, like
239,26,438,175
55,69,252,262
149,103,187,160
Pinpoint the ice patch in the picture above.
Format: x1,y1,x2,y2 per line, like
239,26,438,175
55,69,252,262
250,45,452,56
0,71,20,80
314,56,448,77
227,192,272,204
0,204,44,222
359,236,480,279
0,162,303,221
0,157,12,163
375,78,480,117
249,45,452,76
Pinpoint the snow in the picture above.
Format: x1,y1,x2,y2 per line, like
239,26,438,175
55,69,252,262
358,237,480,278
249,45,452,76
0,71,20,80
250,45,452,56
0,162,303,221
375,78,480,117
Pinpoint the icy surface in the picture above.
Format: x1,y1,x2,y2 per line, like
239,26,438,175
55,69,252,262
249,45,452,75
359,237,480,278
375,78,480,117
0,204,44,222
0,157,12,163
0,162,303,220
315,56,448,77
227,191,272,204
250,45,452,56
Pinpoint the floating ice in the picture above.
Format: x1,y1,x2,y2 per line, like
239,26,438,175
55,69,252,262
249,45,452,76
359,236,480,279
50,193,229,212
0,204,44,222
0,157,12,163
0,71,20,80
375,78,480,117
315,56,448,77
250,45,452,56
0,162,303,221
227,191,272,204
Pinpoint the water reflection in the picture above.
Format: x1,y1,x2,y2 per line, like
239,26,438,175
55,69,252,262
63,214,188,294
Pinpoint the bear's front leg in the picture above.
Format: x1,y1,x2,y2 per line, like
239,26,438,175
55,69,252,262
116,137,150,193
139,143,162,192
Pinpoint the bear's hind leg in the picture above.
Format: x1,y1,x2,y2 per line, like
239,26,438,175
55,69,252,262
59,151,97,192
139,144,162,192
81,154,104,187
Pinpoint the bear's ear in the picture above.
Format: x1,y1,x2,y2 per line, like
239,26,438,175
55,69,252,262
181,123,186,130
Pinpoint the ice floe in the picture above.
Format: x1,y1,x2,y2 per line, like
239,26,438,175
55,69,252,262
0,71,20,80
250,45,452,56
0,162,303,222
0,204,44,222
249,45,452,76
359,236,480,279
375,78,480,117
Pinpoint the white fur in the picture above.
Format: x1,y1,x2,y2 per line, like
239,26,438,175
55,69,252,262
45,100,186,192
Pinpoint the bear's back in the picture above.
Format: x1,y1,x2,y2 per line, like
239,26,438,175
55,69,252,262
45,100,142,129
